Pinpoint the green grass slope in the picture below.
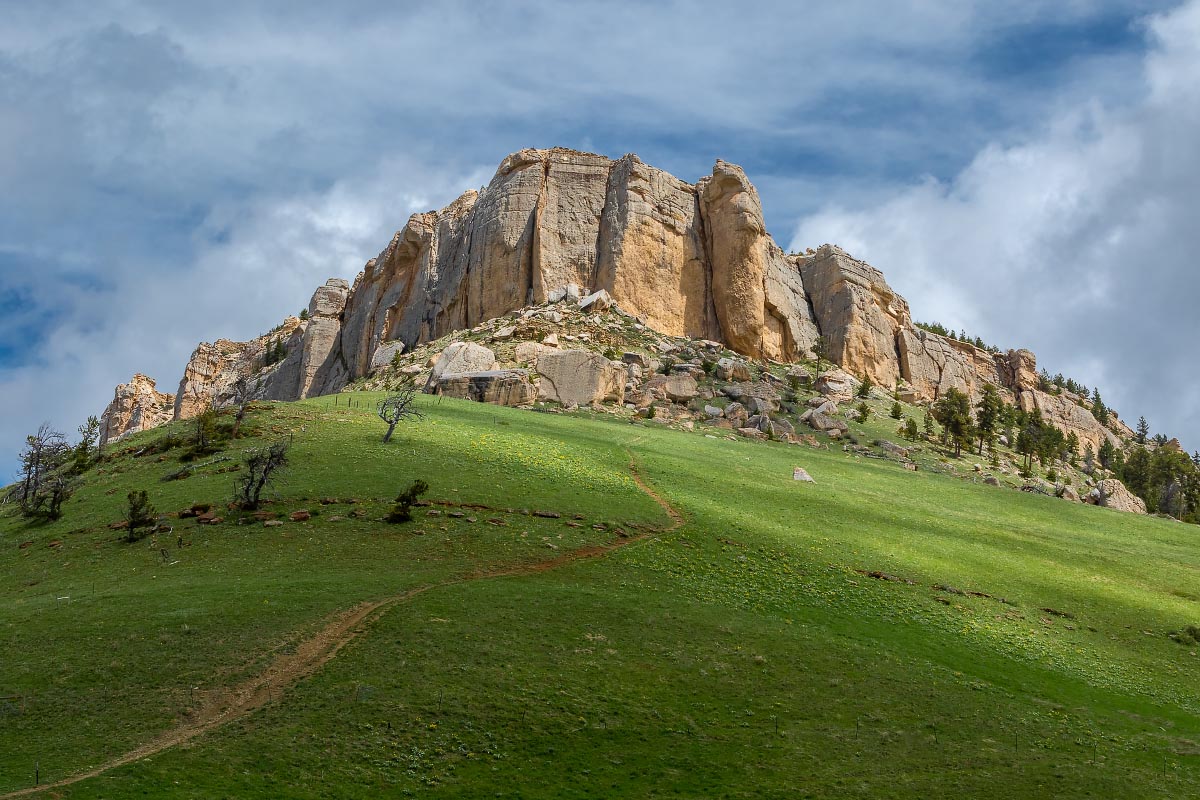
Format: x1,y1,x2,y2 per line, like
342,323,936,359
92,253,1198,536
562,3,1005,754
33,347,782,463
2,394,1199,798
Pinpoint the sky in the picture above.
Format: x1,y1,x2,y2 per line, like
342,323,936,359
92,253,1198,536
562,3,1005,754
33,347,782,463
2,0,1198,478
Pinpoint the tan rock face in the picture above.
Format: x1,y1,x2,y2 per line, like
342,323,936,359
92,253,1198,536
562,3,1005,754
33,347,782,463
99,374,175,447
596,155,715,339
1019,389,1119,456
999,349,1039,392
700,161,767,356
898,329,1007,403
799,245,911,388
325,150,821,386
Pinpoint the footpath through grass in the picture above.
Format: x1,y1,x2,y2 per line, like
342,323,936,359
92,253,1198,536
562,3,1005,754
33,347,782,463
2,393,1199,797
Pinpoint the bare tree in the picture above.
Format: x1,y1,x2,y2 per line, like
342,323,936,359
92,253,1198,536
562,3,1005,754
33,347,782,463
229,377,259,440
15,424,71,518
377,386,423,444
236,441,289,510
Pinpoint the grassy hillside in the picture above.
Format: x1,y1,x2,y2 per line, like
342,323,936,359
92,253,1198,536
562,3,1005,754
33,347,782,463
2,393,1199,798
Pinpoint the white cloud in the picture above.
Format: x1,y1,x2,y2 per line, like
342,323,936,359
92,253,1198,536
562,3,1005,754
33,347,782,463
792,0,1200,447
0,156,486,479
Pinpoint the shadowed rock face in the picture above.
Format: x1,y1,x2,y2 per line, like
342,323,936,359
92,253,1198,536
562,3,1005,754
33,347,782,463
107,147,1135,453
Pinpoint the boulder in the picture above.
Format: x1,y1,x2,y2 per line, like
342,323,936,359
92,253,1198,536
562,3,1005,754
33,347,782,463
722,381,780,404
621,352,649,368
536,349,626,406
808,399,838,415
428,342,498,385
369,341,405,373
704,404,725,418
877,440,909,459
814,369,858,400
744,396,778,415
578,289,615,312
792,467,815,482
715,357,752,382
431,370,536,406
514,341,544,364
1058,485,1081,503
806,412,848,433
1085,479,1148,514
724,402,748,426
785,366,811,388
645,373,698,402
547,283,583,303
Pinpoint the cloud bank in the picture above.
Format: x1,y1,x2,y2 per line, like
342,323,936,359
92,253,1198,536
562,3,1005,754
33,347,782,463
792,0,1200,447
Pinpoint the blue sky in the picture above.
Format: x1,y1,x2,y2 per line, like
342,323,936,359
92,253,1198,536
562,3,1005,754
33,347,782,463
2,0,1199,478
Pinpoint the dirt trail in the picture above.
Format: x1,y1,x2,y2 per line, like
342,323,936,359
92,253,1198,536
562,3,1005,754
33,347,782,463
2,451,680,798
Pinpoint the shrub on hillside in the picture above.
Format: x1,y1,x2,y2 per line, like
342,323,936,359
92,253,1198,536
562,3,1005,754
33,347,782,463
386,480,430,523
126,490,157,543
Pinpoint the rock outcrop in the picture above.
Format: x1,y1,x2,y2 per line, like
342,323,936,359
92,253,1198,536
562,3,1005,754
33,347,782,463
103,146,1139,470
430,370,536,406
1019,389,1120,455
99,374,175,447
1085,479,1148,515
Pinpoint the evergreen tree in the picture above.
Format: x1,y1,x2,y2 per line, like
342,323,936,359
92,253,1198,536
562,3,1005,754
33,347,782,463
1135,416,1149,445
1098,438,1116,470
903,417,919,440
1091,389,1109,425
1065,431,1080,465
932,388,973,457
974,384,1002,456
857,401,872,422
922,409,936,438
890,401,903,420
857,374,874,399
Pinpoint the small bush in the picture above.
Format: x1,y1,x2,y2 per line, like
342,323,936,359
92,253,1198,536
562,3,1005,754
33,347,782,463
126,490,157,543
386,480,430,523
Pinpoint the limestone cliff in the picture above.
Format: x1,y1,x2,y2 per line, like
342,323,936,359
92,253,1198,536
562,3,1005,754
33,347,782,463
101,147,1136,453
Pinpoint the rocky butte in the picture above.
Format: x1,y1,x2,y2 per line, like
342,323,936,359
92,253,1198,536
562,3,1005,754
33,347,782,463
100,147,1131,461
